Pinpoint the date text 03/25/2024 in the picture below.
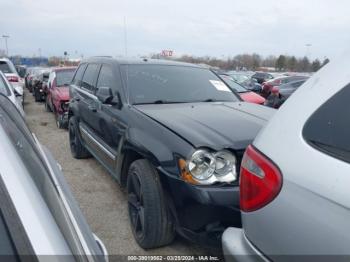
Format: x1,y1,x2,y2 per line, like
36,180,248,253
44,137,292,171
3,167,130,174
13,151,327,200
127,255,220,261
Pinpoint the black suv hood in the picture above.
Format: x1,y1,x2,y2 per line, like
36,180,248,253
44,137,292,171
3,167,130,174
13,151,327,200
135,102,275,150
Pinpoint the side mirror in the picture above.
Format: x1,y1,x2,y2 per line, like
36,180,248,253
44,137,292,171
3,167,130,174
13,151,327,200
96,86,122,108
13,86,23,97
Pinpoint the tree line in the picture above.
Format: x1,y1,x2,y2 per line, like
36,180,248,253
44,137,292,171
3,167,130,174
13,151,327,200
152,53,330,72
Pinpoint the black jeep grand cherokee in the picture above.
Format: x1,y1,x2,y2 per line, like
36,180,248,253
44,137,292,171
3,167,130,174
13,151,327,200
68,57,274,248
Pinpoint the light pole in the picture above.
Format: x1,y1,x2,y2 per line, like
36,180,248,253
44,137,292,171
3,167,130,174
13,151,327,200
305,43,312,58
2,35,9,57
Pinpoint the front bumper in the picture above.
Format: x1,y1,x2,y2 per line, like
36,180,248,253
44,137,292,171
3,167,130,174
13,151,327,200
222,228,268,262
159,170,241,247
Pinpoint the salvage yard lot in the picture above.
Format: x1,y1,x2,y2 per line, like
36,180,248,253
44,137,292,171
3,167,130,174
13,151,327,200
23,89,218,257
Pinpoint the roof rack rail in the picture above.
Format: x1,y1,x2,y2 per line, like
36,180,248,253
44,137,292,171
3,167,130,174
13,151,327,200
91,56,113,58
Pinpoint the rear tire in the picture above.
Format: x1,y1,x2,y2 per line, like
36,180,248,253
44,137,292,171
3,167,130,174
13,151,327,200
127,159,175,249
69,116,91,159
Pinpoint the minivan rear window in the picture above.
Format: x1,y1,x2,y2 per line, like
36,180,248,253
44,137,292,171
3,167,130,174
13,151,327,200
303,83,350,163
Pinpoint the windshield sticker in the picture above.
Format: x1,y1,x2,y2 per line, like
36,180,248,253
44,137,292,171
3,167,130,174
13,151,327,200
209,80,231,92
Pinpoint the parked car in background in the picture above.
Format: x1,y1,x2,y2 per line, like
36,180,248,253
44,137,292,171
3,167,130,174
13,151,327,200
28,67,47,92
68,57,274,248
15,65,27,78
46,67,76,128
0,93,108,260
229,72,262,92
251,72,274,84
0,71,24,116
25,67,38,91
220,74,265,104
33,69,51,102
261,75,309,98
223,56,350,261
278,79,308,99
0,58,24,104
266,75,309,87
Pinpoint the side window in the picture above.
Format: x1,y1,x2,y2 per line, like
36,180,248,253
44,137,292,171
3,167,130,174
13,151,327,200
81,64,100,93
96,65,117,91
303,84,350,163
72,64,87,87
292,81,303,88
0,74,10,96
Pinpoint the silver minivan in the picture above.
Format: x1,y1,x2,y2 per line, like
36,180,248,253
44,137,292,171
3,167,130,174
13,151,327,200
0,93,108,261
223,53,350,261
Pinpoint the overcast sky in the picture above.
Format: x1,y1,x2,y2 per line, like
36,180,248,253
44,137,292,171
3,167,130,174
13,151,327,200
0,0,349,60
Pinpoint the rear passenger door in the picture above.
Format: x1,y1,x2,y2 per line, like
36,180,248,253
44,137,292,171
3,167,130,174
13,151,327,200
93,64,126,170
77,63,101,132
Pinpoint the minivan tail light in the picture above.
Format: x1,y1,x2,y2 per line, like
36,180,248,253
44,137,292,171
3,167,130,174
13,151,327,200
6,76,19,82
240,145,282,212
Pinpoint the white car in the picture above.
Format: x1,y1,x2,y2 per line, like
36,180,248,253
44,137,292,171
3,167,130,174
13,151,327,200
0,71,24,116
0,58,24,103
223,53,350,260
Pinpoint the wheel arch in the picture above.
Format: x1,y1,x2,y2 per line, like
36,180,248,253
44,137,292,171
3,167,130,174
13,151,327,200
119,140,162,188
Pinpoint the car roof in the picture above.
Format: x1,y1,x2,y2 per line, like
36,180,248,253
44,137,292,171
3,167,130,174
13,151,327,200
51,66,77,72
0,57,11,62
81,56,202,68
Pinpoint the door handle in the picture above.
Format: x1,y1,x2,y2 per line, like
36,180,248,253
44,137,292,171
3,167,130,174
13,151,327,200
88,105,97,112
75,97,80,102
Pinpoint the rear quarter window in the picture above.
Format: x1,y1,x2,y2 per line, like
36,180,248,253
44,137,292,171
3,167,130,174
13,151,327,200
72,64,87,87
303,84,350,163
81,64,100,93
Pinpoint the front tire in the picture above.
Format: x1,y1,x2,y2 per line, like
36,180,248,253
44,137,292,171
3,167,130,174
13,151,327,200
69,116,91,159
56,113,67,129
127,159,175,249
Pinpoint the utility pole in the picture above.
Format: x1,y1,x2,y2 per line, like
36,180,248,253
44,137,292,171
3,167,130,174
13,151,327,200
124,17,128,57
2,35,9,57
305,43,312,58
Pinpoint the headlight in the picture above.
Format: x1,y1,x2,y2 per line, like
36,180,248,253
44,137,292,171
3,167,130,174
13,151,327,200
181,149,237,185
214,150,237,177
187,149,216,181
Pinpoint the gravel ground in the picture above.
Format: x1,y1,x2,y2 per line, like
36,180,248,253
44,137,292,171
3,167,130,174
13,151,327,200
23,89,222,259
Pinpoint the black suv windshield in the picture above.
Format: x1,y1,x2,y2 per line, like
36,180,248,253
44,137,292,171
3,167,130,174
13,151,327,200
220,75,248,93
56,70,75,86
121,65,239,104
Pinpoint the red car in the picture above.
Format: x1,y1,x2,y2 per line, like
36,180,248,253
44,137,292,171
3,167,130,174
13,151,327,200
261,75,308,98
45,67,77,128
220,75,265,104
